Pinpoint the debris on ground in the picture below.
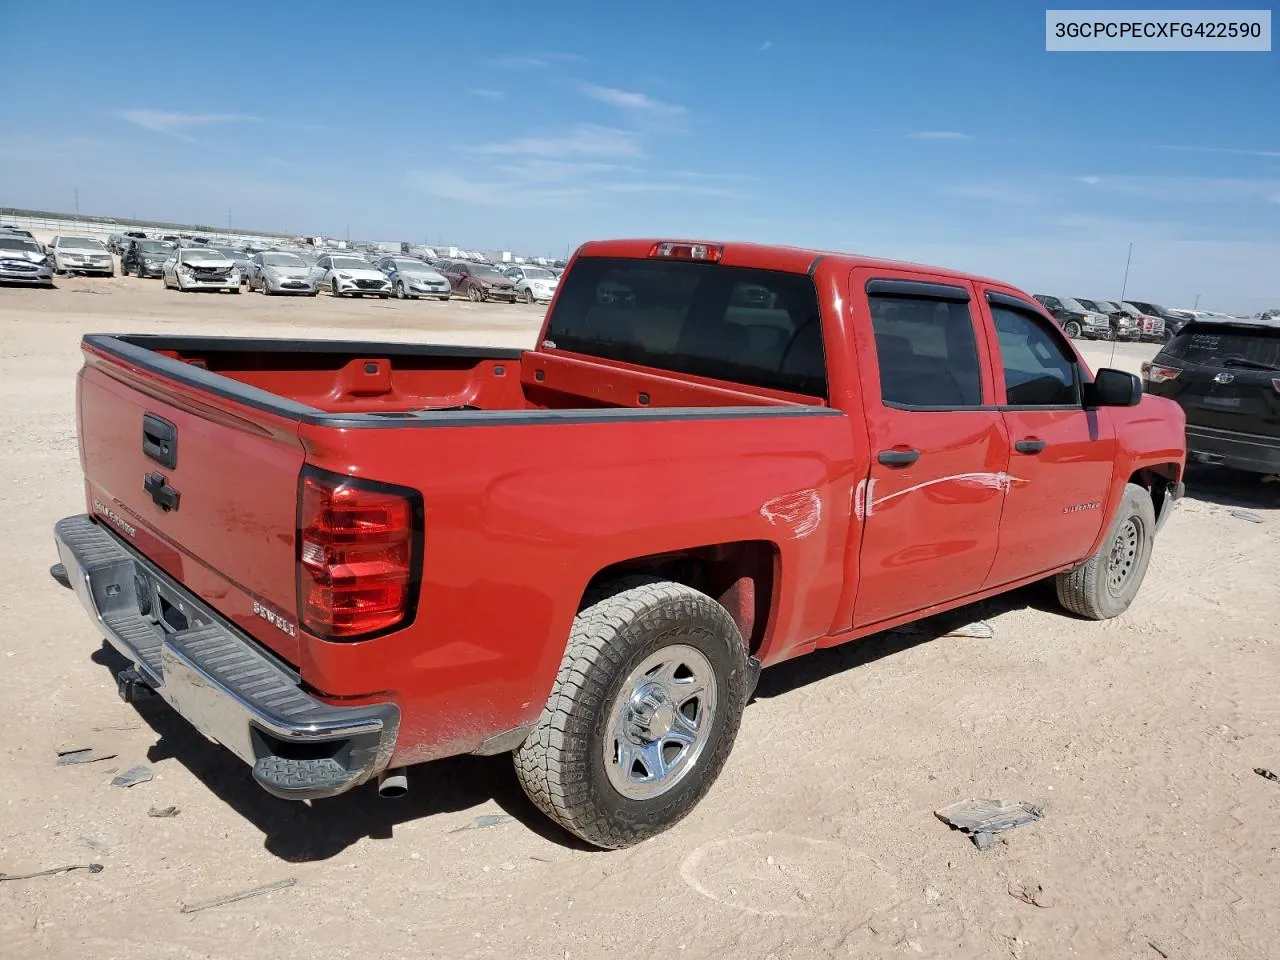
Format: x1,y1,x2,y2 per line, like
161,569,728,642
1007,880,1051,908
0,863,104,881
55,747,117,766
943,620,994,639
147,806,180,818
1229,510,1263,524
76,836,108,855
1256,767,1278,784
935,798,1044,849
449,814,514,833
111,764,153,788
179,878,296,914
1147,939,1171,958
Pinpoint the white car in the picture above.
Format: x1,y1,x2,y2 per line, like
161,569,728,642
310,253,391,298
161,248,242,293
375,257,452,300
503,264,559,304
49,236,114,276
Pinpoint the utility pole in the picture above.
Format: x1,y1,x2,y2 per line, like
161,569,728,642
1119,241,1133,303
227,205,232,231
74,186,79,217
1194,293,1201,309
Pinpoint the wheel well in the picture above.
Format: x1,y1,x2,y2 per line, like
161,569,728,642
1128,464,1181,522
582,542,777,654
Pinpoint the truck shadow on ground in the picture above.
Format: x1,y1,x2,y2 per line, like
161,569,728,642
92,587,1053,860
1181,463,1280,511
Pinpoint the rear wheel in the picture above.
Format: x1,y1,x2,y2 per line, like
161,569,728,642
513,579,750,849
1055,482,1156,620
1064,320,1082,339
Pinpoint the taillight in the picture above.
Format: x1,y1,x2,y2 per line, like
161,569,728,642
1141,362,1181,384
649,241,723,262
297,466,422,641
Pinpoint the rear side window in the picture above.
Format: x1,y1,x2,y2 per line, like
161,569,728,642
868,294,983,407
991,305,1080,406
1162,325,1280,368
544,256,826,397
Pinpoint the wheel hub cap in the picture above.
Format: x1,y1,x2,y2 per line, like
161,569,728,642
1106,518,1141,595
603,645,718,801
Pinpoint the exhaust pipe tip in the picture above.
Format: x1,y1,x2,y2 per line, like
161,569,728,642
377,768,408,799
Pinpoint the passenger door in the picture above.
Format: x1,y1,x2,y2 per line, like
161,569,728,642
851,272,1011,627
978,291,1117,586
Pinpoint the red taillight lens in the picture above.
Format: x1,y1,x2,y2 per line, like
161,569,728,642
297,467,422,641
649,241,723,262
1142,362,1181,384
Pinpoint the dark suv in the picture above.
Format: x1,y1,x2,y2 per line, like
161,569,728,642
1124,300,1187,341
121,239,174,278
1143,316,1280,474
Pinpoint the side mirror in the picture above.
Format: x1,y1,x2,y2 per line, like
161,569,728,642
1085,368,1142,408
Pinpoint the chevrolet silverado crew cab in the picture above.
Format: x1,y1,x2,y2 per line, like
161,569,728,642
52,239,1186,849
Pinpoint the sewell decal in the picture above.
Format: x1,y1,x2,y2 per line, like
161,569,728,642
253,600,298,638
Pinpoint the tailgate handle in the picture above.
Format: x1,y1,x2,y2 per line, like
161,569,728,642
144,472,181,512
142,414,178,469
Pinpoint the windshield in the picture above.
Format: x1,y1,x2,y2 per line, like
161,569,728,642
1058,296,1087,313
522,267,555,280
59,237,107,251
0,238,41,253
392,258,432,272
545,257,826,397
137,241,171,254
332,257,370,269
263,253,306,267
472,265,505,279
1118,303,1142,317
1164,324,1280,368
1093,301,1118,312
213,247,242,258
183,249,229,262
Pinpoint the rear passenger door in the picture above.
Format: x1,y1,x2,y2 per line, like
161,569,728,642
850,271,1010,627
977,290,1116,587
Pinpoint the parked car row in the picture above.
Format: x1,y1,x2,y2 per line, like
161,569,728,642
1033,294,1182,343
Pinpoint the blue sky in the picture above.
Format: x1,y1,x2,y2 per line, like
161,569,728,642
1,1,1276,312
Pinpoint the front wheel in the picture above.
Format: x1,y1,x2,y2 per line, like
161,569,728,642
331,279,341,297
467,284,482,302
513,579,750,849
1064,320,1082,339
394,280,406,299
519,287,533,304
1055,482,1157,620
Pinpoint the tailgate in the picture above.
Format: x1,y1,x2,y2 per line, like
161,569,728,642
78,347,306,663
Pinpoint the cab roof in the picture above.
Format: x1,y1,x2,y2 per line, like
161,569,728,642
575,238,1007,288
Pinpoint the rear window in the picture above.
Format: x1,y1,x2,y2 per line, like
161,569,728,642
1163,324,1280,369
544,257,826,397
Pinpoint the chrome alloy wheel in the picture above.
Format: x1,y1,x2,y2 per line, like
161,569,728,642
603,644,718,801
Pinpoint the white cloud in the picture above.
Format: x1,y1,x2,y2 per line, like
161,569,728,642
907,131,974,141
485,55,547,70
1077,175,1101,186
472,124,645,159
1081,175,1280,204
116,110,260,136
581,84,685,116
1267,193,1280,205
1157,143,1280,159
759,40,774,52
469,89,505,99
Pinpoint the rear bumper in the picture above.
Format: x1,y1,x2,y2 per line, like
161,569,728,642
1186,425,1280,474
53,514,399,800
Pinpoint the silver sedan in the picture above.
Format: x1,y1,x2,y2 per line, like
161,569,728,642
375,257,452,300
245,251,319,296
0,236,55,286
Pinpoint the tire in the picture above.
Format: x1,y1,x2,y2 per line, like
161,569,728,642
261,279,272,295
331,279,341,297
513,578,750,849
467,284,482,302
379,293,389,299
394,280,406,299
519,287,533,304
120,262,130,278
309,290,319,297
1064,320,1082,339
438,295,450,302
1055,482,1157,620
230,286,241,295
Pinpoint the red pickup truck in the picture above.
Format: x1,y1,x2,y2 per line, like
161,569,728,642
53,239,1186,848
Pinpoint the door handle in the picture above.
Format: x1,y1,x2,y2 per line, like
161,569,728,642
877,448,920,467
144,472,181,512
1014,438,1046,455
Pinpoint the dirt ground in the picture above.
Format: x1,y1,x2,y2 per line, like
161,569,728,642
1,274,1277,960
